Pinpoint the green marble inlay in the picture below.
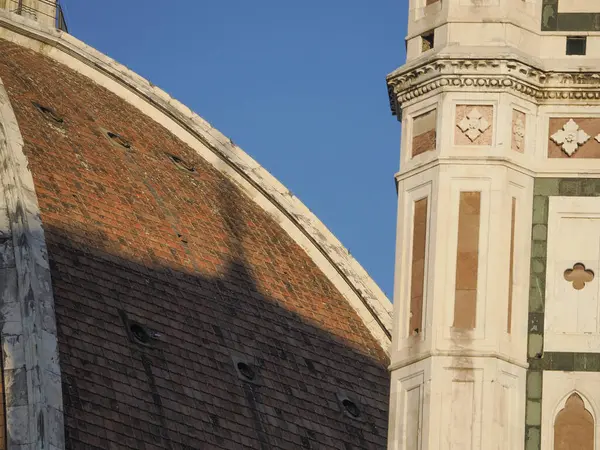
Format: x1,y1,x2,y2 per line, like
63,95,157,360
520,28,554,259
559,179,583,196
542,0,600,31
547,352,574,371
532,224,547,242
527,372,543,399
528,334,544,359
532,196,549,225
582,179,598,196
543,352,600,371
530,272,546,302
526,427,541,450
526,401,542,426
525,178,600,450
531,241,547,259
529,313,544,335
529,286,544,312
533,179,559,196
531,258,546,275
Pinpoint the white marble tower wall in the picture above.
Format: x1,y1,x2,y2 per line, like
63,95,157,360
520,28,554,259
0,0,57,29
389,0,600,446
389,87,534,449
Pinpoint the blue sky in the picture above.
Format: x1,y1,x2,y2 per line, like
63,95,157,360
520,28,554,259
61,1,408,298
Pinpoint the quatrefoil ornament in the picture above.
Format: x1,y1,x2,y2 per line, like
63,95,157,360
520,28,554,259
564,263,595,290
550,119,590,156
457,108,490,142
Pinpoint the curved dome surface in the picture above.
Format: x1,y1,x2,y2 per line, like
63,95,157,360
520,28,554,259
0,11,392,450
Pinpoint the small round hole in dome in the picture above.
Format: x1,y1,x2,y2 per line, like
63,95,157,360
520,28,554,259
168,154,196,173
130,323,151,344
342,399,360,418
32,102,64,124
237,361,255,380
106,131,132,149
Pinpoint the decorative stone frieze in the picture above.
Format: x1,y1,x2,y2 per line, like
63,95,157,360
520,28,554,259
387,57,600,114
550,119,590,157
412,109,437,157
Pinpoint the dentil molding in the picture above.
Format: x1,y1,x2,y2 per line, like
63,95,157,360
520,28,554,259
387,57,600,115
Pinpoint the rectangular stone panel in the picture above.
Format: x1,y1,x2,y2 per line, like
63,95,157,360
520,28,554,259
410,198,428,336
512,110,526,153
416,0,442,19
447,370,478,450
412,110,436,157
550,222,598,333
454,192,481,330
405,385,422,450
545,197,600,352
559,13,600,32
395,371,425,450
508,198,516,334
541,372,600,449
558,0,600,13
495,379,511,445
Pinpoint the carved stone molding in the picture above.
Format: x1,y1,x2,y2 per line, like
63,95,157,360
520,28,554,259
387,57,600,115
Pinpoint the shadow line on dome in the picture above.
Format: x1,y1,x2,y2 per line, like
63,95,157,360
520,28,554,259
0,38,390,448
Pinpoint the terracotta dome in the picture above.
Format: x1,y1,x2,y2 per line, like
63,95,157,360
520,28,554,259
0,7,391,450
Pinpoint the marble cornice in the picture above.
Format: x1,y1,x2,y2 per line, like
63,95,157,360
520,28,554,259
387,57,600,116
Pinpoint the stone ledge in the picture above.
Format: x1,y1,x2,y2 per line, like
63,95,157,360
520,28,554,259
388,53,600,114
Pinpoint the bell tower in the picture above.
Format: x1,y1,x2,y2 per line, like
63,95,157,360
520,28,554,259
387,0,600,449
405,0,540,64
1,0,60,30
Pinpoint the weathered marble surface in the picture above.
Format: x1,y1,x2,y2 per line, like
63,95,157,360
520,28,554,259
0,80,64,450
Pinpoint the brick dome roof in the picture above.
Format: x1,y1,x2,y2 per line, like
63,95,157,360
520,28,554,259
0,13,391,450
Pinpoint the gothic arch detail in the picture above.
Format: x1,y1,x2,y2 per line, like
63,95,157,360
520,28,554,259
554,393,594,450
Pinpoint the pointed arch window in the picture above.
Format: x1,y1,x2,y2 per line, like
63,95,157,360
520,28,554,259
554,393,594,450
